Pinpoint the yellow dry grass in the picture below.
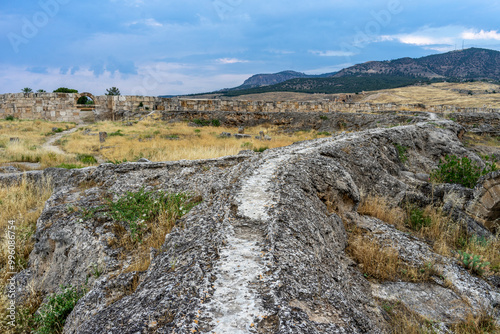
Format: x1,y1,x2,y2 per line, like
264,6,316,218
358,195,406,228
356,82,500,108
450,311,499,334
0,177,53,332
61,120,329,163
358,195,500,274
347,233,399,281
0,119,78,169
1,118,332,169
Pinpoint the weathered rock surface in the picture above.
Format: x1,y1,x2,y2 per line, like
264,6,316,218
6,120,500,333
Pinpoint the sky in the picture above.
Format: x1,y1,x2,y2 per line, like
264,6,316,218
1,0,500,96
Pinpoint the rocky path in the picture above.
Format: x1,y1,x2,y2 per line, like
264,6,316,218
205,156,288,333
41,125,83,155
41,125,106,164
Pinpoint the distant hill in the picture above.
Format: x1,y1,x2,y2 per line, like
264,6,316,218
233,70,337,90
222,75,431,96
334,48,500,80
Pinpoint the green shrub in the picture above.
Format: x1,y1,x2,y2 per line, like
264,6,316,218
319,115,329,120
253,146,269,153
33,285,86,334
430,155,498,188
5,115,15,121
194,129,201,133
394,143,408,163
406,206,431,230
192,119,210,126
76,154,97,164
105,188,199,242
317,131,331,136
108,130,124,137
457,250,490,276
211,119,221,127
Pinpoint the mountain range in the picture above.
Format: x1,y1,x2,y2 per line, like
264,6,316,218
204,48,500,97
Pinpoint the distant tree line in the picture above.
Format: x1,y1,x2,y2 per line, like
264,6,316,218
20,87,121,95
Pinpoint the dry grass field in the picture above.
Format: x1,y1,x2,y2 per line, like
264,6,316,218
0,119,77,169
355,82,500,108
0,118,332,170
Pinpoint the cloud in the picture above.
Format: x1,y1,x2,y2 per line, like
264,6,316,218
216,58,249,64
127,18,163,28
379,26,457,46
309,50,357,57
0,63,250,96
462,29,500,40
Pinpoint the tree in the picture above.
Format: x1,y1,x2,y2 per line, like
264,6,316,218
37,89,46,93
77,96,94,105
53,87,78,93
105,87,121,96
22,87,33,93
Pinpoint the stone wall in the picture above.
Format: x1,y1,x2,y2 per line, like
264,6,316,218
1,93,499,123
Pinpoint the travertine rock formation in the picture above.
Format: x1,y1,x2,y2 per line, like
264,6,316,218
2,120,499,333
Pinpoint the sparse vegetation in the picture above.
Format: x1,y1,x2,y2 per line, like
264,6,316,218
33,285,86,334
253,146,269,153
347,231,439,282
430,154,497,188
0,178,53,332
449,311,499,333
76,154,97,165
358,194,500,273
105,188,200,243
394,143,408,163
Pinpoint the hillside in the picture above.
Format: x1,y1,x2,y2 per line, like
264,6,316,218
335,48,500,80
222,75,434,96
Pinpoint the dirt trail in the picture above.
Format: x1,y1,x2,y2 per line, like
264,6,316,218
42,126,83,154
41,125,106,164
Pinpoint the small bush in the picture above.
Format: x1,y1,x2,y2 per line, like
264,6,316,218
211,119,221,127
76,154,97,164
108,130,124,137
319,115,329,120
317,131,331,136
194,129,201,133
33,285,86,334
5,115,15,121
253,146,268,153
406,206,431,231
457,250,490,276
430,155,498,188
192,119,210,126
